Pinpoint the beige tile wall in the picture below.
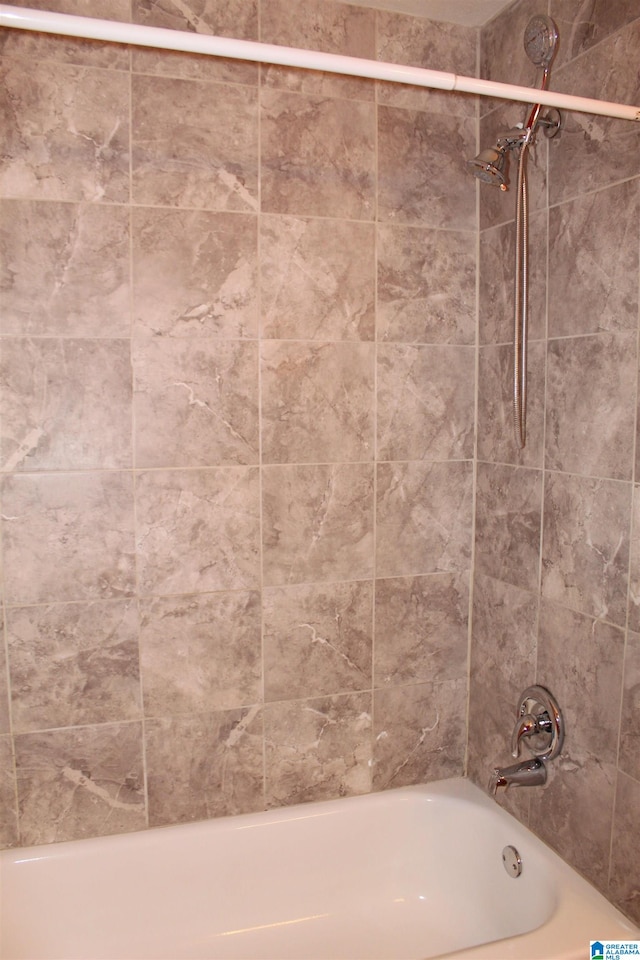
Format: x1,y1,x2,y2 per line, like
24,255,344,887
0,0,477,845
3,0,637,929
470,0,640,925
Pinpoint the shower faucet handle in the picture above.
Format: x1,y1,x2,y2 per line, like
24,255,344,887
510,685,564,762
511,711,552,758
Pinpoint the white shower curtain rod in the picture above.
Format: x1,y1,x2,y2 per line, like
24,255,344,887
1,4,639,122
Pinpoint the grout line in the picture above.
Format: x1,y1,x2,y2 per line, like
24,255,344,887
464,26,482,783
529,137,549,826
0,539,20,845
256,36,269,812
607,194,640,891
525,0,554,834
546,174,640,213
128,41,150,829
0,198,480,236
370,11,380,789
534,148,550,680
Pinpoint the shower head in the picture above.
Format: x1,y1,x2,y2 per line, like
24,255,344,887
468,16,560,189
466,145,508,186
524,15,558,69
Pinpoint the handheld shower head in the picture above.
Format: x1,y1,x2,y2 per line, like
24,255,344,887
524,14,558,69
522,15,559,133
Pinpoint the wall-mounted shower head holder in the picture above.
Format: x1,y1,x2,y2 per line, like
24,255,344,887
496,126,528,148
538,108,562,138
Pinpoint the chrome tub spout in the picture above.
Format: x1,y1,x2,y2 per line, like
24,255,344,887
489,757,547,796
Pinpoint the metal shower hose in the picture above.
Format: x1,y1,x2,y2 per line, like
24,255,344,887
513,140,530,449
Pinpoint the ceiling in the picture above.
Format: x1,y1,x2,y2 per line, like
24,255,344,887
338,0,514,26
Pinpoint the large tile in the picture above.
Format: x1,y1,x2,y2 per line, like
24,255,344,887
260,0,375,101
534,607,621,878
260,215,375,341
478,220,516,343
376,344,475,461
131,74,258,211
15,723,146,845
1,338,133,472
470,576,538,702
139,592,261,716
376,461,473,579
0,736,18,848
548,182,640,337
529,752,616,885
630,487,640,633
0,628,9,736
133,338,259,468
480,0,541,91
373,679,467,789
263,580,373,701
7,600,141,733
377,106,476,230
145,707,264,826
374,573,469,687
478,209,547,345
0,57,129,202
610,771,640,924
467,574,538,816
0,200,130,338
474,463,542,592
545,333,636,480
619,631,640,782
2,472,136,605
549,20,640,204
132,208,258,340
261,341,374,464
550,0,640,66
135,467,260,596
260,89,375,220
538,600,624,763
0,0,131,69
131,0,259,87
262,463,374,586
477,341,545,468
376,12,476,116
264,693,372,807
541,472,631,625
376,224,476,345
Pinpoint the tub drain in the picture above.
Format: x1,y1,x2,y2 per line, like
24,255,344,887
502,845,523,878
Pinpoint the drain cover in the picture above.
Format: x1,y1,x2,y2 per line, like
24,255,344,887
502,845,523,878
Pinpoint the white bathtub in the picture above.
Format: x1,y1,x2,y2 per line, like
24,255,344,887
0,777,637,960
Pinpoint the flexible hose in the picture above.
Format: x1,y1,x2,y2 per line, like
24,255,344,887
512,74,548,450
513,140,529,449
